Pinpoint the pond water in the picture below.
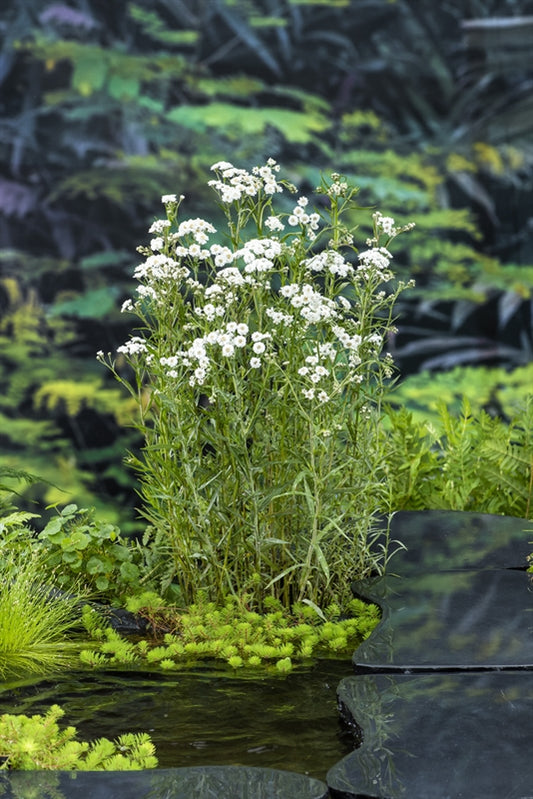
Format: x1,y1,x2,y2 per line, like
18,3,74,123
0,659,356,781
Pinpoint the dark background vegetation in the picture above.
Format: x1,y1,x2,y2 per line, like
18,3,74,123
1,0,532,531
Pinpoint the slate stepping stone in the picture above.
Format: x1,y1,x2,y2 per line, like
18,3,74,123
351,569,533,671
0,766,329,799
382,510,531,574
328,671,533,799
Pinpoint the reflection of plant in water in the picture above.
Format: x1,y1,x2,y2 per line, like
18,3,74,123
337,675,406,798
0,770,64,799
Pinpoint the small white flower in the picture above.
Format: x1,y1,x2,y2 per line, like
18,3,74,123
149,219,171,234
211,161,234,171
121,299,134,313
252,341,266,355
150,237,164,252
161,194,177,204
250,357,261,369
265,215,285,232
117,336,147,356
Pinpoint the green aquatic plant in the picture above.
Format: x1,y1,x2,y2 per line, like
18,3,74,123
0,705,157,770
101,160,414,609
0,544,86,679
80,592,381,673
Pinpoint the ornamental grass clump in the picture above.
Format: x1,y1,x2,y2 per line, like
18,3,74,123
0,545,85,678
101,160,414,609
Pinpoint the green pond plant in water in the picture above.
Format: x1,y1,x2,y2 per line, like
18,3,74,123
0,705,157,770
79,591,381,673
99,159,414,611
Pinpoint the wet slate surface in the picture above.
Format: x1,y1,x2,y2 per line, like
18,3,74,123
0,766,329,799
351,568,533,671
383,510,531,573
326,511,533,799
328,671,533,799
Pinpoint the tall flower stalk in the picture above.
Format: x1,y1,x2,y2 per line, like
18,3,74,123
101,161,414,609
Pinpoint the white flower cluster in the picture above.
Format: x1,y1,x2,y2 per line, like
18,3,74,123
208,159,283,203
117,336,148,356
161,324,274,385
148,219,171,235
328,175,348,196
287,197,320,239
303,250,354,278
210,244,234,268
357,247,394,282
297,347,338,402
113,160,414,409
264,215,285,232
161,193,184,204
279,283,338,325
234,238,282,275
332,325,362,368
371,211,416,242
133,254,189,283
176,218,216,244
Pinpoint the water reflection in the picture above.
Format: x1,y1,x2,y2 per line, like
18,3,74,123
0,765,329,799
0,660,354,781
330,670,533,799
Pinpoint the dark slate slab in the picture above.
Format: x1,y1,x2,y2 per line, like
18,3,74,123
0,766,329,799
382,510,531,574
351,569,533,671
328,671,533,799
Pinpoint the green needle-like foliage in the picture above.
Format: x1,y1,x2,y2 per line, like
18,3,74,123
0,548,86,679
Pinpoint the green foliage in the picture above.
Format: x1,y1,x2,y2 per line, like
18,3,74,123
2,0,533,534
0,543,86,678
38,505,142,601
385,396,533,518
0,279,140,528
80,592,381,672
0,705,157,770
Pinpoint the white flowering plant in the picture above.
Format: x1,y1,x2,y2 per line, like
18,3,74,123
100,160,414,610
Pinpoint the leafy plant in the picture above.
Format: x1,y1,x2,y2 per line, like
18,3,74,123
38,504,143,601
0,705,157,770
385,396,533,518
101,160,414,608
79,592,381,672
390,362,533,427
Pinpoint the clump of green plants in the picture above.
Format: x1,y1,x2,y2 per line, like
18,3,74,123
79,592,381,674
384,396,533,518
100,159,414,609
38,504,143,602
0,524,87,678
0,705,157,770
